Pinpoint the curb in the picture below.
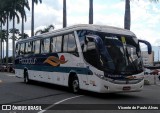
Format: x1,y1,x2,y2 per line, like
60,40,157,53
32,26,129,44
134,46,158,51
0,72,15,76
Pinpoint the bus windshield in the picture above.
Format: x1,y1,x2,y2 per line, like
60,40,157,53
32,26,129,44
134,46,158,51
104,36,142,75
77,30,143,75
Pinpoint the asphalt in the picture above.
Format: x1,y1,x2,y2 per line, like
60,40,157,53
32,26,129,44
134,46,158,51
0,72,160,113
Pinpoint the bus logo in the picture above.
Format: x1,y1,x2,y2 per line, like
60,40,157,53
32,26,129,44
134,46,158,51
43,55,68,67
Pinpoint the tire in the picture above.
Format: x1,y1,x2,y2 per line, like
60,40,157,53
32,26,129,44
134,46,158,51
70,76,79,93
24,70,30,84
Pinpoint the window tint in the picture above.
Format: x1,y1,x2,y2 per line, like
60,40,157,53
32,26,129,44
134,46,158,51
20,43,25,55
34,40,40,54
51,37,56,52
41,38,50,54
68,34,77,52
63,35,68,52
55,36,62,52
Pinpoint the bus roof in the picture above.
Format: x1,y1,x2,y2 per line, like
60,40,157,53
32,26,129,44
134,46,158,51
17,24,136,43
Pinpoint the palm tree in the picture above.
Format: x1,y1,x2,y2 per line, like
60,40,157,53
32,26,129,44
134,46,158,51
6,11,9,66
9,0,21,65
89,0,93,24
0,29,7,63
0,0,28,65
0,0,11,65
0,0,21,64
9,28,20,41
31,0,42,36
18,32,29,40
0,11,6,64
5,0,29,65
0,2,7,64
35,24,54,35
63,0,67,28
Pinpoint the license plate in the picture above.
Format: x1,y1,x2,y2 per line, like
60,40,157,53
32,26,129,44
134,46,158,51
123,86,131,91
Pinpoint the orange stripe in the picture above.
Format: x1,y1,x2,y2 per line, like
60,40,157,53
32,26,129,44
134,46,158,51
44,56,68,67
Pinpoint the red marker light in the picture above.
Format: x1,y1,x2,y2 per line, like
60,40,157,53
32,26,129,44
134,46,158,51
60,55,65,61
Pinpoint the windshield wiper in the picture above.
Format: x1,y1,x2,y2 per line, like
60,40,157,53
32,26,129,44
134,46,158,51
125,48,138,72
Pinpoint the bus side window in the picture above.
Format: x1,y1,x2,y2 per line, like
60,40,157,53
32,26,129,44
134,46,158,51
20,43,25,55
25,42,28,54
16,44,20,56
28,41,32,54
34,40,40,54
32,41,35,54
63,35,69,52
41,38,50,54
41,39,45,53
68,33,77,52
55,36,62,52
51,37,57,53
16,44,18,56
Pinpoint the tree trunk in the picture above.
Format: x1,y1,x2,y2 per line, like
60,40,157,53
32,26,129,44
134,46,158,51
6,14,8,66
22,4,24,39
63,0,67,28
31,0,34,36
0,22,2,64
124,0,131,30
12,16,15,65
3,41,4,63
89,0,93,24
1,41,3,63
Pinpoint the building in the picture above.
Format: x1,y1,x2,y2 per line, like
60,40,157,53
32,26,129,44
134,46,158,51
141,51,154,66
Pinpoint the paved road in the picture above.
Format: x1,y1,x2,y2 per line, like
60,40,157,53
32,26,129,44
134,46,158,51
0,72,160,113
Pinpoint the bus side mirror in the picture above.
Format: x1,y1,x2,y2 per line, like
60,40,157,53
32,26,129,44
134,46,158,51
138,39,152,54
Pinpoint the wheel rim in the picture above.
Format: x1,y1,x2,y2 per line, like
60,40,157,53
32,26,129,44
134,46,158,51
72,79,79,93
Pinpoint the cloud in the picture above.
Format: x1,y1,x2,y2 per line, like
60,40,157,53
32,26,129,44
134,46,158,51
1,0,160,54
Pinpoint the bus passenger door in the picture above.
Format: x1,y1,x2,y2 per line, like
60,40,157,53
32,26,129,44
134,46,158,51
81,35,102,90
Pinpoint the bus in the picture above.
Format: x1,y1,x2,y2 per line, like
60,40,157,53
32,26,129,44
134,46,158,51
15,24,152,93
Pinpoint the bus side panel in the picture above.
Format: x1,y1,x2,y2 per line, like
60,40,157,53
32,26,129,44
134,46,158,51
58,53,82,87
84,66,104,92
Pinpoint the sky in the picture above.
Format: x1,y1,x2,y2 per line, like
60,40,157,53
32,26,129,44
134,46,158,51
2,0,160,59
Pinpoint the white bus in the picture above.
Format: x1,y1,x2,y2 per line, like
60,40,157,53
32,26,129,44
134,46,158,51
15,24,152,93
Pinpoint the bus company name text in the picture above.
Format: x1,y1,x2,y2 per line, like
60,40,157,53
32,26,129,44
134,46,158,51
19,57,37,64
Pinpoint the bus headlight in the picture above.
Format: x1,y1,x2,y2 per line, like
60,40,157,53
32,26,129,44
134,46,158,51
95,73,114,82
95,73,105,79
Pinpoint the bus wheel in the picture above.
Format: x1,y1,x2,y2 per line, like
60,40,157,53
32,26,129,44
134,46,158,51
71,76,79,93
24,71,29,84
